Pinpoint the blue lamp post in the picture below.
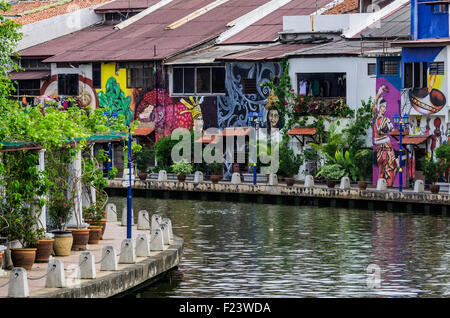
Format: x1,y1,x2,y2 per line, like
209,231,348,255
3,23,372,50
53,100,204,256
393,112,409,192
126,124,132,239
248,112,263,186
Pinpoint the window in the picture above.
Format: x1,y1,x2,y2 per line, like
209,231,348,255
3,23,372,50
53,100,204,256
20,59,50,70
93,63,101,88
13,80,41,96
368,63,376,76
242,78,258,94
172,66,225,95
430,62,445,75
58,74,79,96
404,62,428,88
433,4,448,14
296,73,346,98
380,61,398,75
56,63,79,69
126,62,153,88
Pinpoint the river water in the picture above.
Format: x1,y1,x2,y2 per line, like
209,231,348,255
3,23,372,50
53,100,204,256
108,196,450,298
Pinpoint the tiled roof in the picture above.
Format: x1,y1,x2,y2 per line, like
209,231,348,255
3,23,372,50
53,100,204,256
133,127,155,136
287,127,317,136
2,0,112,25
402,136,430,145
323,0,359,14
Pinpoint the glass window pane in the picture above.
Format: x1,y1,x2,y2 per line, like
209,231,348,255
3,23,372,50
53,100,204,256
212,67,225,93
413,62,421,88
184,68,195,94
422,62,428,88
196,68,211,94
173,68,183,93
404,63,412,88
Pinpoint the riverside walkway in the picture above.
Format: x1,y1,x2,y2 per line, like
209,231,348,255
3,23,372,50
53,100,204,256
0,220,183,298
106,177,450,214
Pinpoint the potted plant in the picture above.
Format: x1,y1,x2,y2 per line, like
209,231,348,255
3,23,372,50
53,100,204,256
421,157,444,194
315,164,345,188
354,149,372,190
33,231,54,263
171,159,193,182
135,146,153,180
278,143,303,186
48,192,75,256
83,201,105,243
207,162,223,183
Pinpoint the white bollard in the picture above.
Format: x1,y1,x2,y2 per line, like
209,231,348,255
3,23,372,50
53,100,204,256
135,234,150,257
414,180,424,193
231,173,241,184
121,207,134,226
158,170,167,181
268,173,278,186
304,175,315,187
118,239,136,264
8,268,29,298
194,171,204,183
161,223,170,245
150,228,164,251
163,218,173,241
105,203,117,222
45,259,66,288
137,210,151,230
79,252,96,279
376,178,387,191
151,214,162,233
100,246,118,271
340,177,351,190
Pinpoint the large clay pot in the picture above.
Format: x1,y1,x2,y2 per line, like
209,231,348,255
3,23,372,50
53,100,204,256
177,174,186,182
34,239,54,263
326,180,337,188
88,226,102,245
358,181,368,190
211,175,221,184
430,184,440,194
285,177,295,187
138,172,147,180
10,248,36,270
68,228,90,251
53,231,73,256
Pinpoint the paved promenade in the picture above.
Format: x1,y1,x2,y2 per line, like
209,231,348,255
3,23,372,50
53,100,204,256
0,220,183,298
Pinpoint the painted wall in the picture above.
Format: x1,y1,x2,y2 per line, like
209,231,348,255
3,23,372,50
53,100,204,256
411,0,449,40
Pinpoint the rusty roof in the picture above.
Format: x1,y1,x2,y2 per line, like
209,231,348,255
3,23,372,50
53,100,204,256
133,127,155,136
323,0,359,14
9,70,51,80
95,0,159,12
40,0,272,63
401,135,430,145
222,0,336,44
287,127,317,135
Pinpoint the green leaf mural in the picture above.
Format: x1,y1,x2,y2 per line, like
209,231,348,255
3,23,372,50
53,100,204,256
97,77,133,126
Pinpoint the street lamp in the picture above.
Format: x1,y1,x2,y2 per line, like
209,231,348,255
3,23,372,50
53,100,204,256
393,112,409,192
247,112,263,186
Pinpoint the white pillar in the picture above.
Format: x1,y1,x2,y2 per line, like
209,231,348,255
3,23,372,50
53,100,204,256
37,149,47,231
68,149,83,227
90,146,96,206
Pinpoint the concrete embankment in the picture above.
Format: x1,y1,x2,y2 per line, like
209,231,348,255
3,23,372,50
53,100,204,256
0,221,183,298
106,179,450,214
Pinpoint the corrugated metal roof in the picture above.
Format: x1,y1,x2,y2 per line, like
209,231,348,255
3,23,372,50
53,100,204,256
223,0,336,44
9,71,51,80
352,2,410,39
95,0,159,12
164,44,256,64
216,43,319,61
41,0,273,63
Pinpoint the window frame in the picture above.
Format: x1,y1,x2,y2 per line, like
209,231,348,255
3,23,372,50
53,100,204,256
430,61,445,75
379,60,398,75
58,74,79,96
171,65,226,97
12,79,41,96
367,63,377,76
126,63,154,89
403,62,428,89
92,63,102,89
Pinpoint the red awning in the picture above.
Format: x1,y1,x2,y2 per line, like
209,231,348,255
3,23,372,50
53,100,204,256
133,127,154,136
287,127,317,136
401,136,430,145
9,71,50,81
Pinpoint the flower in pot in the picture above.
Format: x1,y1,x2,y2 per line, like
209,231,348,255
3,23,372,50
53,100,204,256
48,193,76,255
33,231,54,264
135,146,153,180
83,200,106,243
277,142,303,186
421,157,445,194
171,159,193,182
207,162,223,183
315,164,345,188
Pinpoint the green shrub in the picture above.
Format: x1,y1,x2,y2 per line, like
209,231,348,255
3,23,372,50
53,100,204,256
278,143,303,177
171,160,193,175
315,164,345,180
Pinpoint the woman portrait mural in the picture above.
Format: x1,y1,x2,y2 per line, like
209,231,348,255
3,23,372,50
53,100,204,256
372,84,400,187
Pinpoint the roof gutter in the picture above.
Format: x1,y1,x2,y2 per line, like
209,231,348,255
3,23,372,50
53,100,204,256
114,0,175,30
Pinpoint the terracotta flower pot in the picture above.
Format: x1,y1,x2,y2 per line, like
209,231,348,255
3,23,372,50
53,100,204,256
68,228,90,251
0,251,4,269
53,231,73,256
358,181,368,190
99,219,106,239
430,184,440,194
138,172,147,180
88,226,102,245
285,177,295,186
177,174,186,182
211,175,221,184
34,239,54,263
326,180,336,188
10,248,37,270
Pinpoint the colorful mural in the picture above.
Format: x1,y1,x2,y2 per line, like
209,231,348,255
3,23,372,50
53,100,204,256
98,77,133,125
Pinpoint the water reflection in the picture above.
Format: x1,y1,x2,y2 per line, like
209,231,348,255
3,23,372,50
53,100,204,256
109,197,450,298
